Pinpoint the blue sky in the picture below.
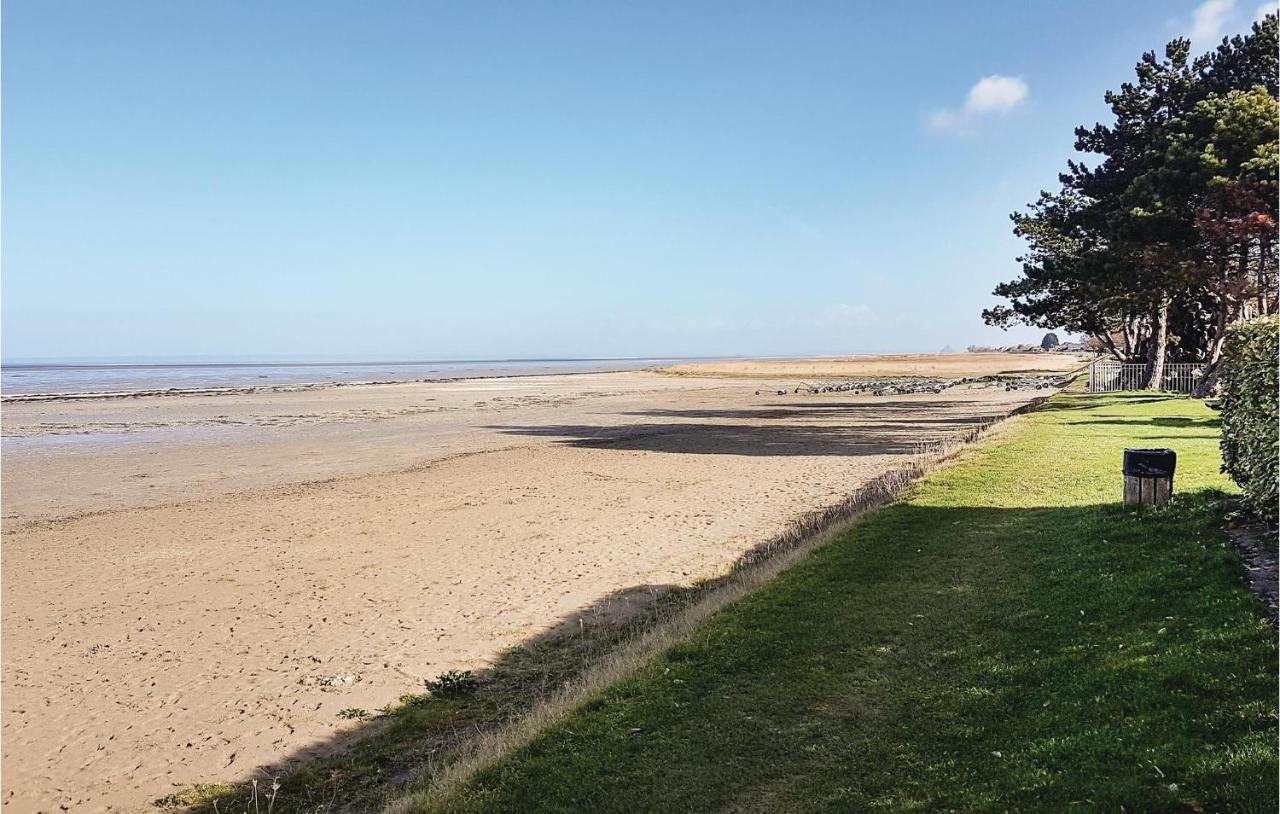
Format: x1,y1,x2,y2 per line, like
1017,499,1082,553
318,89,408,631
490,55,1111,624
3,0,1274,361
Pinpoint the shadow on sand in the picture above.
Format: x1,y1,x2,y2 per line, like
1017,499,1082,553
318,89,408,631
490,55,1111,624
165,580,697,812
483,401,998,457
171,398,1047,812
172,423,986,812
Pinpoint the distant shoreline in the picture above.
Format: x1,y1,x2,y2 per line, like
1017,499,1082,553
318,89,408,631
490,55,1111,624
0,357,692,400
1,352,1093,403
0,355,706,371
0,368,652,404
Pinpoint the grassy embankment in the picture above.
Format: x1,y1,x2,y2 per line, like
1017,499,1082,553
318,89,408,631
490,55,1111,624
397,390,1277,813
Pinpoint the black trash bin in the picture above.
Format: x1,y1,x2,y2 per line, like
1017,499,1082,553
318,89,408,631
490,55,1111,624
1123,448,1176,505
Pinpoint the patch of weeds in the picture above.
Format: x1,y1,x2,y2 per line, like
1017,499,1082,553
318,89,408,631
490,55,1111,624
426,670,481,699
337,707,370,720
153,783,238,808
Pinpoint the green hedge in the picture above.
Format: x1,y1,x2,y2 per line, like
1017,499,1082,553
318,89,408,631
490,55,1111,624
1218,315,1279,514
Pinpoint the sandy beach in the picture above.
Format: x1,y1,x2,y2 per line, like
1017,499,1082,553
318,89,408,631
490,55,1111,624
2,357,1081,812
659,352,1087,379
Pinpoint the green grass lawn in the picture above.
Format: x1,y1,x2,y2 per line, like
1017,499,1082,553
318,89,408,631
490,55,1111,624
411,391,1277,813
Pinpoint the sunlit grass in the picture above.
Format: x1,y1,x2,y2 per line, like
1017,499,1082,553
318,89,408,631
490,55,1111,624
413,391,1276,813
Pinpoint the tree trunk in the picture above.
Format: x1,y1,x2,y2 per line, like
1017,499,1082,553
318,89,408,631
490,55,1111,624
1196,245,1254,395
1260,239,1274,315
1095,330,1116,358
1194,298,1231,397
1145,296,1170,390
1257,241,1268,316
1093,330,1122,361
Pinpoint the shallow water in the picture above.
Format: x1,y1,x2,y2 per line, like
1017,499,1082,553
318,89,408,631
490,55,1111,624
0,357,690,396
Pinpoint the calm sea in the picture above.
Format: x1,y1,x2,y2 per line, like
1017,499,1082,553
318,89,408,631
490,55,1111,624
0,357,692,397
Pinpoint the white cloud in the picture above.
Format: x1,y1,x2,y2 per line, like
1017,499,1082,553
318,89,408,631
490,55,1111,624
928,74,1028,133
964,75,1029,115
1190,0,1235,43
1177,0,1273,48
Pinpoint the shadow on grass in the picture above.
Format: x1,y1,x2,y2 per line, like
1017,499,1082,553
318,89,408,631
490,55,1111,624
1064,415,1222,429
425,492,1277,814
170,487,1276,814
1038,392,1184,412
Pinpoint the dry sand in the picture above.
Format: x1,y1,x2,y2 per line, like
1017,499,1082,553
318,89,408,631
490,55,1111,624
659,351,1088,379
2,359,1064,812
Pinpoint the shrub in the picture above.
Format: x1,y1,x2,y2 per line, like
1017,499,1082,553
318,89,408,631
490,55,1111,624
425,669,480,699
1218,316,1279,515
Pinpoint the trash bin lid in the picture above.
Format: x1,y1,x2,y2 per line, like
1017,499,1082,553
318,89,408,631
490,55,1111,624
1123,448,1177,477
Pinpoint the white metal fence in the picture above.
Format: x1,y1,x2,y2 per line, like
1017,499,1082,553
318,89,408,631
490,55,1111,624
1088,360,1202,393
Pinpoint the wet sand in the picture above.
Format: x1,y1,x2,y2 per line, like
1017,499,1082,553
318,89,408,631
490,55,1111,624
3,364,1059,812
